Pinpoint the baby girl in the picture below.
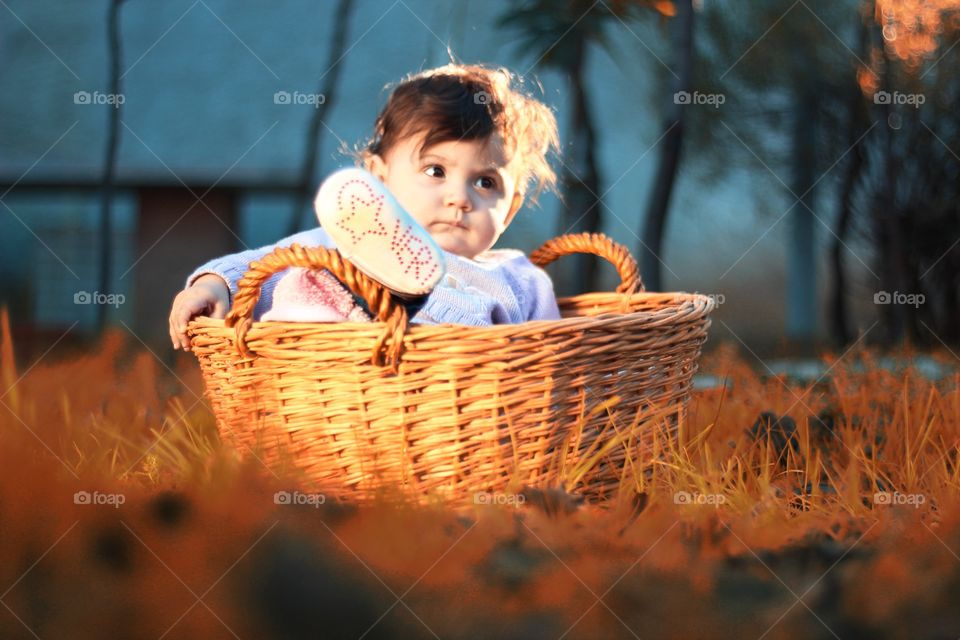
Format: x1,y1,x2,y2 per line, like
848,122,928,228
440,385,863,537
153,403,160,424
169,63,562,350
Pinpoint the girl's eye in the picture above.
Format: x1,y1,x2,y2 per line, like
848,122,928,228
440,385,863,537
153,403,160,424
424,165,445,178
475,176,498,190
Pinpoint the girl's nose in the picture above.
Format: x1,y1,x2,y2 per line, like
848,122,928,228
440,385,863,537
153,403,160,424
443,184,472,213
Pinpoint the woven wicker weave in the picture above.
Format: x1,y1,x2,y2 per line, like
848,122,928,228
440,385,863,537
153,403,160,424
187,233,715,503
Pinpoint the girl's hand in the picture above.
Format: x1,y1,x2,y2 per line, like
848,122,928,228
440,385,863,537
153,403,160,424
169,274,230,351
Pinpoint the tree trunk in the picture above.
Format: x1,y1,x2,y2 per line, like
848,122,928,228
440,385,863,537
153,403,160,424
97,0,124,332
829,134,862,347
829,132,863,347
641,0,693,292
287,0,355,236
828,11,870,348
557,34,602,295
786,81,818,350
876,41,908,344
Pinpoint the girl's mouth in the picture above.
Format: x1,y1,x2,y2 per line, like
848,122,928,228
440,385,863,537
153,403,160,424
433,221,467,231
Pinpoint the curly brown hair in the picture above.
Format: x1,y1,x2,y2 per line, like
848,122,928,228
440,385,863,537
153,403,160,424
355,63,560,208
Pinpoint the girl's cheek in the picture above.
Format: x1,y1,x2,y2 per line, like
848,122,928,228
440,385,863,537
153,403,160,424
476,194,497,211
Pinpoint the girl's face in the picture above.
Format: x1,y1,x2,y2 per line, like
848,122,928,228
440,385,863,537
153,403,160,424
366,132,522,259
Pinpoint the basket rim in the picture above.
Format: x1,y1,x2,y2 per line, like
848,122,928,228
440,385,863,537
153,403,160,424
187,290,716,336
556,290,715,305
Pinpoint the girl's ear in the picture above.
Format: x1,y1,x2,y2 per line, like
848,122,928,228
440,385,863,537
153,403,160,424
364,153,388,182
503,191,523,228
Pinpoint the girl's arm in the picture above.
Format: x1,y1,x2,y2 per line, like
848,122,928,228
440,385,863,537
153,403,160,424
184,228,334,308
170,228,334,350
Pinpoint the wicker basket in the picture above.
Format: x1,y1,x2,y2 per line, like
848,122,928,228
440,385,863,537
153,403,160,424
187,232,715,503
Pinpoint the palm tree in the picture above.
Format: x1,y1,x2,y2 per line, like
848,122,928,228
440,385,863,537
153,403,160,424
642,0,693,293
98,0,126,332
498,0,663,295
672,0,960,348
287,0,356,236
674,0,866,347
845,0,960,345
828,3,871,346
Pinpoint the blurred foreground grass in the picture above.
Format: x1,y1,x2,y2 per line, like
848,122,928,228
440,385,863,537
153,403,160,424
1,311,959,639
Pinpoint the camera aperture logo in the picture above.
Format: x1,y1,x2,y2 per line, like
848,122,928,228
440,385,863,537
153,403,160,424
74,291,125,308
74,91,125,108
273,91,326,108
74,490,126,508
273,490,326,508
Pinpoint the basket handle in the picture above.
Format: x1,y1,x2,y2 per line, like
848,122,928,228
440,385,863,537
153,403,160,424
529,232,644,294
224,243,409,371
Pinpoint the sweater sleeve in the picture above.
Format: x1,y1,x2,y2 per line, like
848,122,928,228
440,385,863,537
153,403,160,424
184,228,334,320
506,254,562,321
412,250,560,326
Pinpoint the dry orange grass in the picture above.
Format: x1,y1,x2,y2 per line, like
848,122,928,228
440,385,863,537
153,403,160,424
1,309,959,639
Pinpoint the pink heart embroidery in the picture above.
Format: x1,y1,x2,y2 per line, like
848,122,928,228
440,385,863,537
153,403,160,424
334,177,440,288
334,179,387,245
